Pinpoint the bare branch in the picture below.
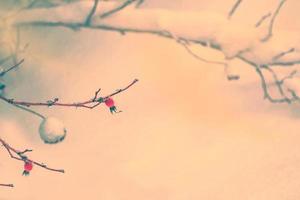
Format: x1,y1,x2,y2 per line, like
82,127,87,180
180,42,228,68
85,0,99,26
261,0,287,42
0,184,14,188
254,66,287,103
252,64,299,104
262,65,291,103
15,20,173,38
10,103,46,119
272,48,295,61
228,0,243,19
100,0,137,19
14,16,300,104
0,59,24,77
7,0,300,106
92,88,101,102
0,138,65,174
136,0,145,8
281,70,297,83
0,79,138,109
255,12,272,27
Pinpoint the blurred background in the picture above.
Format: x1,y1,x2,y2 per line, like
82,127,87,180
1,0,300,199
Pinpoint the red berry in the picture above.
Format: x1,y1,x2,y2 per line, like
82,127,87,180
105,98,115,107
24,161,33,172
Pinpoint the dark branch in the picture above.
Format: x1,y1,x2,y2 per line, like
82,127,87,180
85,0,99,25
6,0,299,108
272,48,295,61
255,12,272,27
0,184,14,188
0,138,65,173
15,21,173,38
136,0,145,8
228,0,243,19
0,79,138,109
100,0,137,19
0,59,24,77
261,0,286,42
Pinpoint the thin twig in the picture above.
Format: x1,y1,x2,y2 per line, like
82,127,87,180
261,0,286,42
7,0,299,107
11,103,46,119
181,43,228,67
0,79,138,109
262,65,291,103
272,48,295,61
0,184,14,187
255,12,272,27
253,65,298,103
85,0,99,25
0,59,24,77
0,138,65,173
228,0,243,19
100,0,136,19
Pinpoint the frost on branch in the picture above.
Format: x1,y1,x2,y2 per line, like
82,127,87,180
8,0,299,103
0,0,140,187
0,0,297,188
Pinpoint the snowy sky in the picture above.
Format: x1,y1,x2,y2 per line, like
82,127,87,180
1,0,300,199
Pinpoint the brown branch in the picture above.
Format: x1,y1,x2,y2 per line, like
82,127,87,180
261,0,286,42
10,2,300,106
180,42,228,67
253,65,299,104
0,138,65,173
228,0,243,19
272,48,295,61
15,20,173,38
0,184,14,188
255,12,272,27
92,88,102,102
17,18,300,104
261,65,291,103
15,18,300,104
281,70,297,83
0,79,138,109
179,41,242,81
